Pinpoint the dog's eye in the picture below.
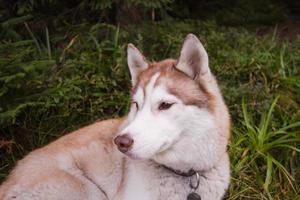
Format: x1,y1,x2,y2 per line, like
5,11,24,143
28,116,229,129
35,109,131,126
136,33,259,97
158,102,174,110
132,101,139,110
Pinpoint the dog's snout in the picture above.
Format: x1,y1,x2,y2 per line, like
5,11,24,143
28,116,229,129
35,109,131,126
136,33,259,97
114,134,134,153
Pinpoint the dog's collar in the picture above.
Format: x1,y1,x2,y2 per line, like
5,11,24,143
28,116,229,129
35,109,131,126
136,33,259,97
161,164,202,200
161,165,197,177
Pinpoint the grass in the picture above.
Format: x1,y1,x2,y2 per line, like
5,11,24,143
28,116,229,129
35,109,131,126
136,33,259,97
0,19,299,199
229,97,300,199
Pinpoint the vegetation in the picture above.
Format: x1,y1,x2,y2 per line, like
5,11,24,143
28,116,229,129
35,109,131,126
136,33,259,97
0,0,299,199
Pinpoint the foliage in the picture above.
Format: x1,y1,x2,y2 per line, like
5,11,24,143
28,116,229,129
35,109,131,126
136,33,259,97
229,97,300,199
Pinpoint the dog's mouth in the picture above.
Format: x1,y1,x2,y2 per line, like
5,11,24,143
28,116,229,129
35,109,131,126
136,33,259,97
115,131,183,160
119,142,168,160
156,131,183,156
124,152,142,160
158,142,169,153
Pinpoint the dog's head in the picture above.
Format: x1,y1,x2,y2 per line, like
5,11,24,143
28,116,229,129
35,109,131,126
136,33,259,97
114,34,230,171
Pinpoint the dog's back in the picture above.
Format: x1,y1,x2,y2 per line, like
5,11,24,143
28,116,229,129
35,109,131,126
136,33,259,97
0,118,125,200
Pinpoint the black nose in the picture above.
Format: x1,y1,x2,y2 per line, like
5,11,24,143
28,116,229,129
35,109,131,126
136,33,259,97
114,134,134,153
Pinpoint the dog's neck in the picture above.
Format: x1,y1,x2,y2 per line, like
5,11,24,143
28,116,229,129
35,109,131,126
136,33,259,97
121,159,203,200
160,164,197,177
122,159,192,200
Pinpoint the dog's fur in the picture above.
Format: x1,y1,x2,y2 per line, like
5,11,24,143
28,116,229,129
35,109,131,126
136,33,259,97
0,34,230,200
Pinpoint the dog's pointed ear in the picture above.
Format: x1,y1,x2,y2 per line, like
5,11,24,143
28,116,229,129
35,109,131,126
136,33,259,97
127,43,149,85
176,34,210,80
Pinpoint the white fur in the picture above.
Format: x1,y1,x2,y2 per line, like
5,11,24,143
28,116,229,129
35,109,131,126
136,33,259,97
116,74,229,199
121,73,184,159
120,74,222,171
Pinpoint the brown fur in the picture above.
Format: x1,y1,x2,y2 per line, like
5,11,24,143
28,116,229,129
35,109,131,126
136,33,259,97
0,118,126,199
132,59,213,111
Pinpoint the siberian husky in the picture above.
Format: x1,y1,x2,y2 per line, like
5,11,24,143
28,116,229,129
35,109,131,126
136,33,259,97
0,34,230,200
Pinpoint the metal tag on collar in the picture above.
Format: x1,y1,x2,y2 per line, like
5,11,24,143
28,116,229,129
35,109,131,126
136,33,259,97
187,193,201,200
187,172,201,200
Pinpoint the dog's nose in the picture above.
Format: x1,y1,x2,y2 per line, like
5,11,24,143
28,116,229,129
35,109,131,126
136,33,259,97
114,134,134,153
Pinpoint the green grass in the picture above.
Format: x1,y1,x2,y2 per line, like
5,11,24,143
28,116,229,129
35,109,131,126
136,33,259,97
0,20,299,199
229,97,300,199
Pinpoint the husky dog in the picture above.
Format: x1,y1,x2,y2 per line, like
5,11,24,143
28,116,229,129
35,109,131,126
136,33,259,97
0,34,230,200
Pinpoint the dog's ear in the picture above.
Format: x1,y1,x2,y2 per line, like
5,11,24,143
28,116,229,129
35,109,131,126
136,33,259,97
176,34,211,80
127,44,149,85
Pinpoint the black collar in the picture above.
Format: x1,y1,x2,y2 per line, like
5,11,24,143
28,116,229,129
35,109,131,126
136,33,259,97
160,164,202,200
161,165,197,177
